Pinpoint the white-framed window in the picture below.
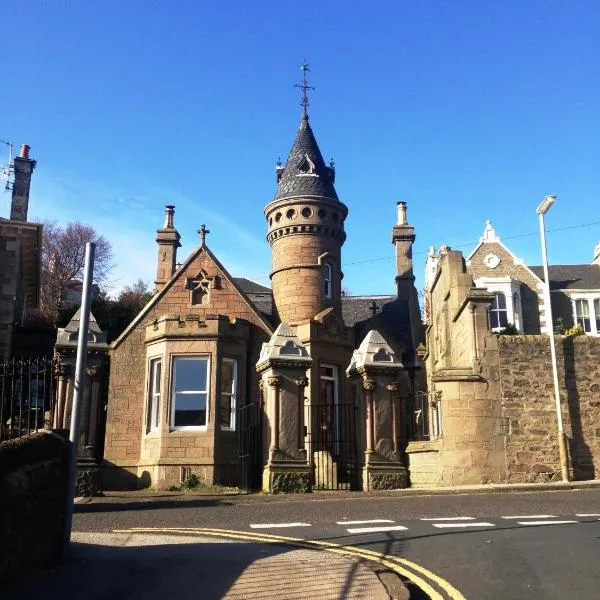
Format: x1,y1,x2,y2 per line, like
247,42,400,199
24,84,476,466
147,358,162,432
489,292,509,330
571,295,600,335
473,276,522,331
171,356,210,430
220,358,237,431
324,264,332,299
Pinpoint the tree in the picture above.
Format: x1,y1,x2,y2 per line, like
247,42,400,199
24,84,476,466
40,221,113,323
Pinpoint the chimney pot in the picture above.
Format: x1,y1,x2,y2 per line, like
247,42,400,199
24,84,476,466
164,205,175,228
20,144,30,159
397,201,407,225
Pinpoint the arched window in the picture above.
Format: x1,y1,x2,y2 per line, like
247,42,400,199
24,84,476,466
489,292,508,330
324,264,332,299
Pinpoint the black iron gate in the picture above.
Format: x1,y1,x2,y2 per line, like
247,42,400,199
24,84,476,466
307,401,359,490
0,356,57,443
238,395,264,492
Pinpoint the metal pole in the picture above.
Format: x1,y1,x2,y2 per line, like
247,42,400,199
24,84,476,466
538,212,570,482
63,242,96,549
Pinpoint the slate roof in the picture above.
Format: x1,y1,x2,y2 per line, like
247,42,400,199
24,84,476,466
529,264,600,291
233,277,274,323
342,295,417,364
273,115,339,202
233,277,271,295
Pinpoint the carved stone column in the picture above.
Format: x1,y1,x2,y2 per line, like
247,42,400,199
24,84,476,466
256,323,313,494
346,330,409,491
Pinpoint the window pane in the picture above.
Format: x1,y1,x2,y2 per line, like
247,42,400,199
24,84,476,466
495,292,507,310
148,359,161,432
174,358,207,393
221,361,235,394
221,394,233,428
490,311,500,329
595,299,600,331
154,360,161,394
575,299,589,318
174,392,207,427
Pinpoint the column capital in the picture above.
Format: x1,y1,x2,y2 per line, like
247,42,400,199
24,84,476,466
268,375,282,388
362,379,376,392
386,381,402,393
295,376,309,388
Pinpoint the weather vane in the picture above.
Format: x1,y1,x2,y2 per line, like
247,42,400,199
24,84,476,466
295,62,314,117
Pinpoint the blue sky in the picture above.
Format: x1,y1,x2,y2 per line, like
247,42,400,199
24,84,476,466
2,1,599,296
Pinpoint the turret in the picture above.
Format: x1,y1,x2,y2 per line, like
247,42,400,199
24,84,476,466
265,114,348,324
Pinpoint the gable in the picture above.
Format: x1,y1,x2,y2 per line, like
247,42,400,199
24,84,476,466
112,244,273,349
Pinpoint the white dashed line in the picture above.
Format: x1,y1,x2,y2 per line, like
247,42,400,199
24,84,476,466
501,515,556,519
346,525,408,534
336,519,395,525
516,520,578,526
575,513,600,517
432,522,495,528
420,517,476,521
249,523,311,529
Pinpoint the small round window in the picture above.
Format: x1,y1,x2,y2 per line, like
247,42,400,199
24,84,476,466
332,212,339,222
275,212,282,223
318,209,326,219
286,208,296,220
301,207,312,218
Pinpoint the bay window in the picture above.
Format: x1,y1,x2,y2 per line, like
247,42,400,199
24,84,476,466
147,358,161,432
171,356,210,429
220,358,238,431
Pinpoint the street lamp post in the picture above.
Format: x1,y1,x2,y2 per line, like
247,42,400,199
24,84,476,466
536,195,570,482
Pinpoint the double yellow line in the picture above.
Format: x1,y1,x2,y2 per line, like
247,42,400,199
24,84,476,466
113,526,466,600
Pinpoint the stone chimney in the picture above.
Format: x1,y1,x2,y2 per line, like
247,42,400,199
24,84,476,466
154,205,181,292
10,144,37,222
592,242,600,266
391,201,416,290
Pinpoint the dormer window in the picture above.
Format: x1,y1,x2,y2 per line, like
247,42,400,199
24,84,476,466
324,264,332,299
297,154,317,176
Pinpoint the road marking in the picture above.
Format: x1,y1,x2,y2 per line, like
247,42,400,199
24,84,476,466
249,522,311,529
432,522,495,528
575,513,600,517
501,514,556,519
346,525,408,534
113,527,467,600
421,516,475,521
336,519,395,525
516,520,578,526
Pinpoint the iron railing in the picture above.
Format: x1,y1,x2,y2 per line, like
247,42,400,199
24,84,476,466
409,390,442,441
0,356,57,442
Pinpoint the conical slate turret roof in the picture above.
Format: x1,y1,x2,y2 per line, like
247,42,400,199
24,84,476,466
273,115,338,201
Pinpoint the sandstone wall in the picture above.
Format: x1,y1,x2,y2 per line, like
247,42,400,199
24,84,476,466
498,335,600,482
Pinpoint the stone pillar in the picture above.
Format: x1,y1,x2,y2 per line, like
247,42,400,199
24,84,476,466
346,330,409,491
257,324,313,493
54,309,109,496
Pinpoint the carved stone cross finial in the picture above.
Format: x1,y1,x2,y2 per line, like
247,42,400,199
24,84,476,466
198,224,210,245
369,301,380,317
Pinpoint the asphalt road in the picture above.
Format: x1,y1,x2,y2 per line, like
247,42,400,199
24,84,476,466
74,488,600,599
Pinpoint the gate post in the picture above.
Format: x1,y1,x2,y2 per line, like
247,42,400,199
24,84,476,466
346,330,409,491
256,324,313,494
54,309,109,496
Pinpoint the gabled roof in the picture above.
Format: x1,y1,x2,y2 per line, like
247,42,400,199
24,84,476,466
112,244,274,349
273,114,338,202
529,264,600,291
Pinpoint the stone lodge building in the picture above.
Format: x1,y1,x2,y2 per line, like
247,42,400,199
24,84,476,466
102,110,600,492
102,111,423,492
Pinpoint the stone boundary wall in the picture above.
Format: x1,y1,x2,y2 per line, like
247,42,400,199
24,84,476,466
0,431,68,580
498,335,600,482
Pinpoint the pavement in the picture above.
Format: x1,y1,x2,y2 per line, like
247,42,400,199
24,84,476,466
3,531,409,600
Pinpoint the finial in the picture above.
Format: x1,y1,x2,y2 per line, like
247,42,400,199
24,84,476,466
198,224,210,245
295,62,315,117
369,301,380,317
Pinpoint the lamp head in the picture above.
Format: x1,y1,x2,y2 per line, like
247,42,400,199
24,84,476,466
536,195,556,215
